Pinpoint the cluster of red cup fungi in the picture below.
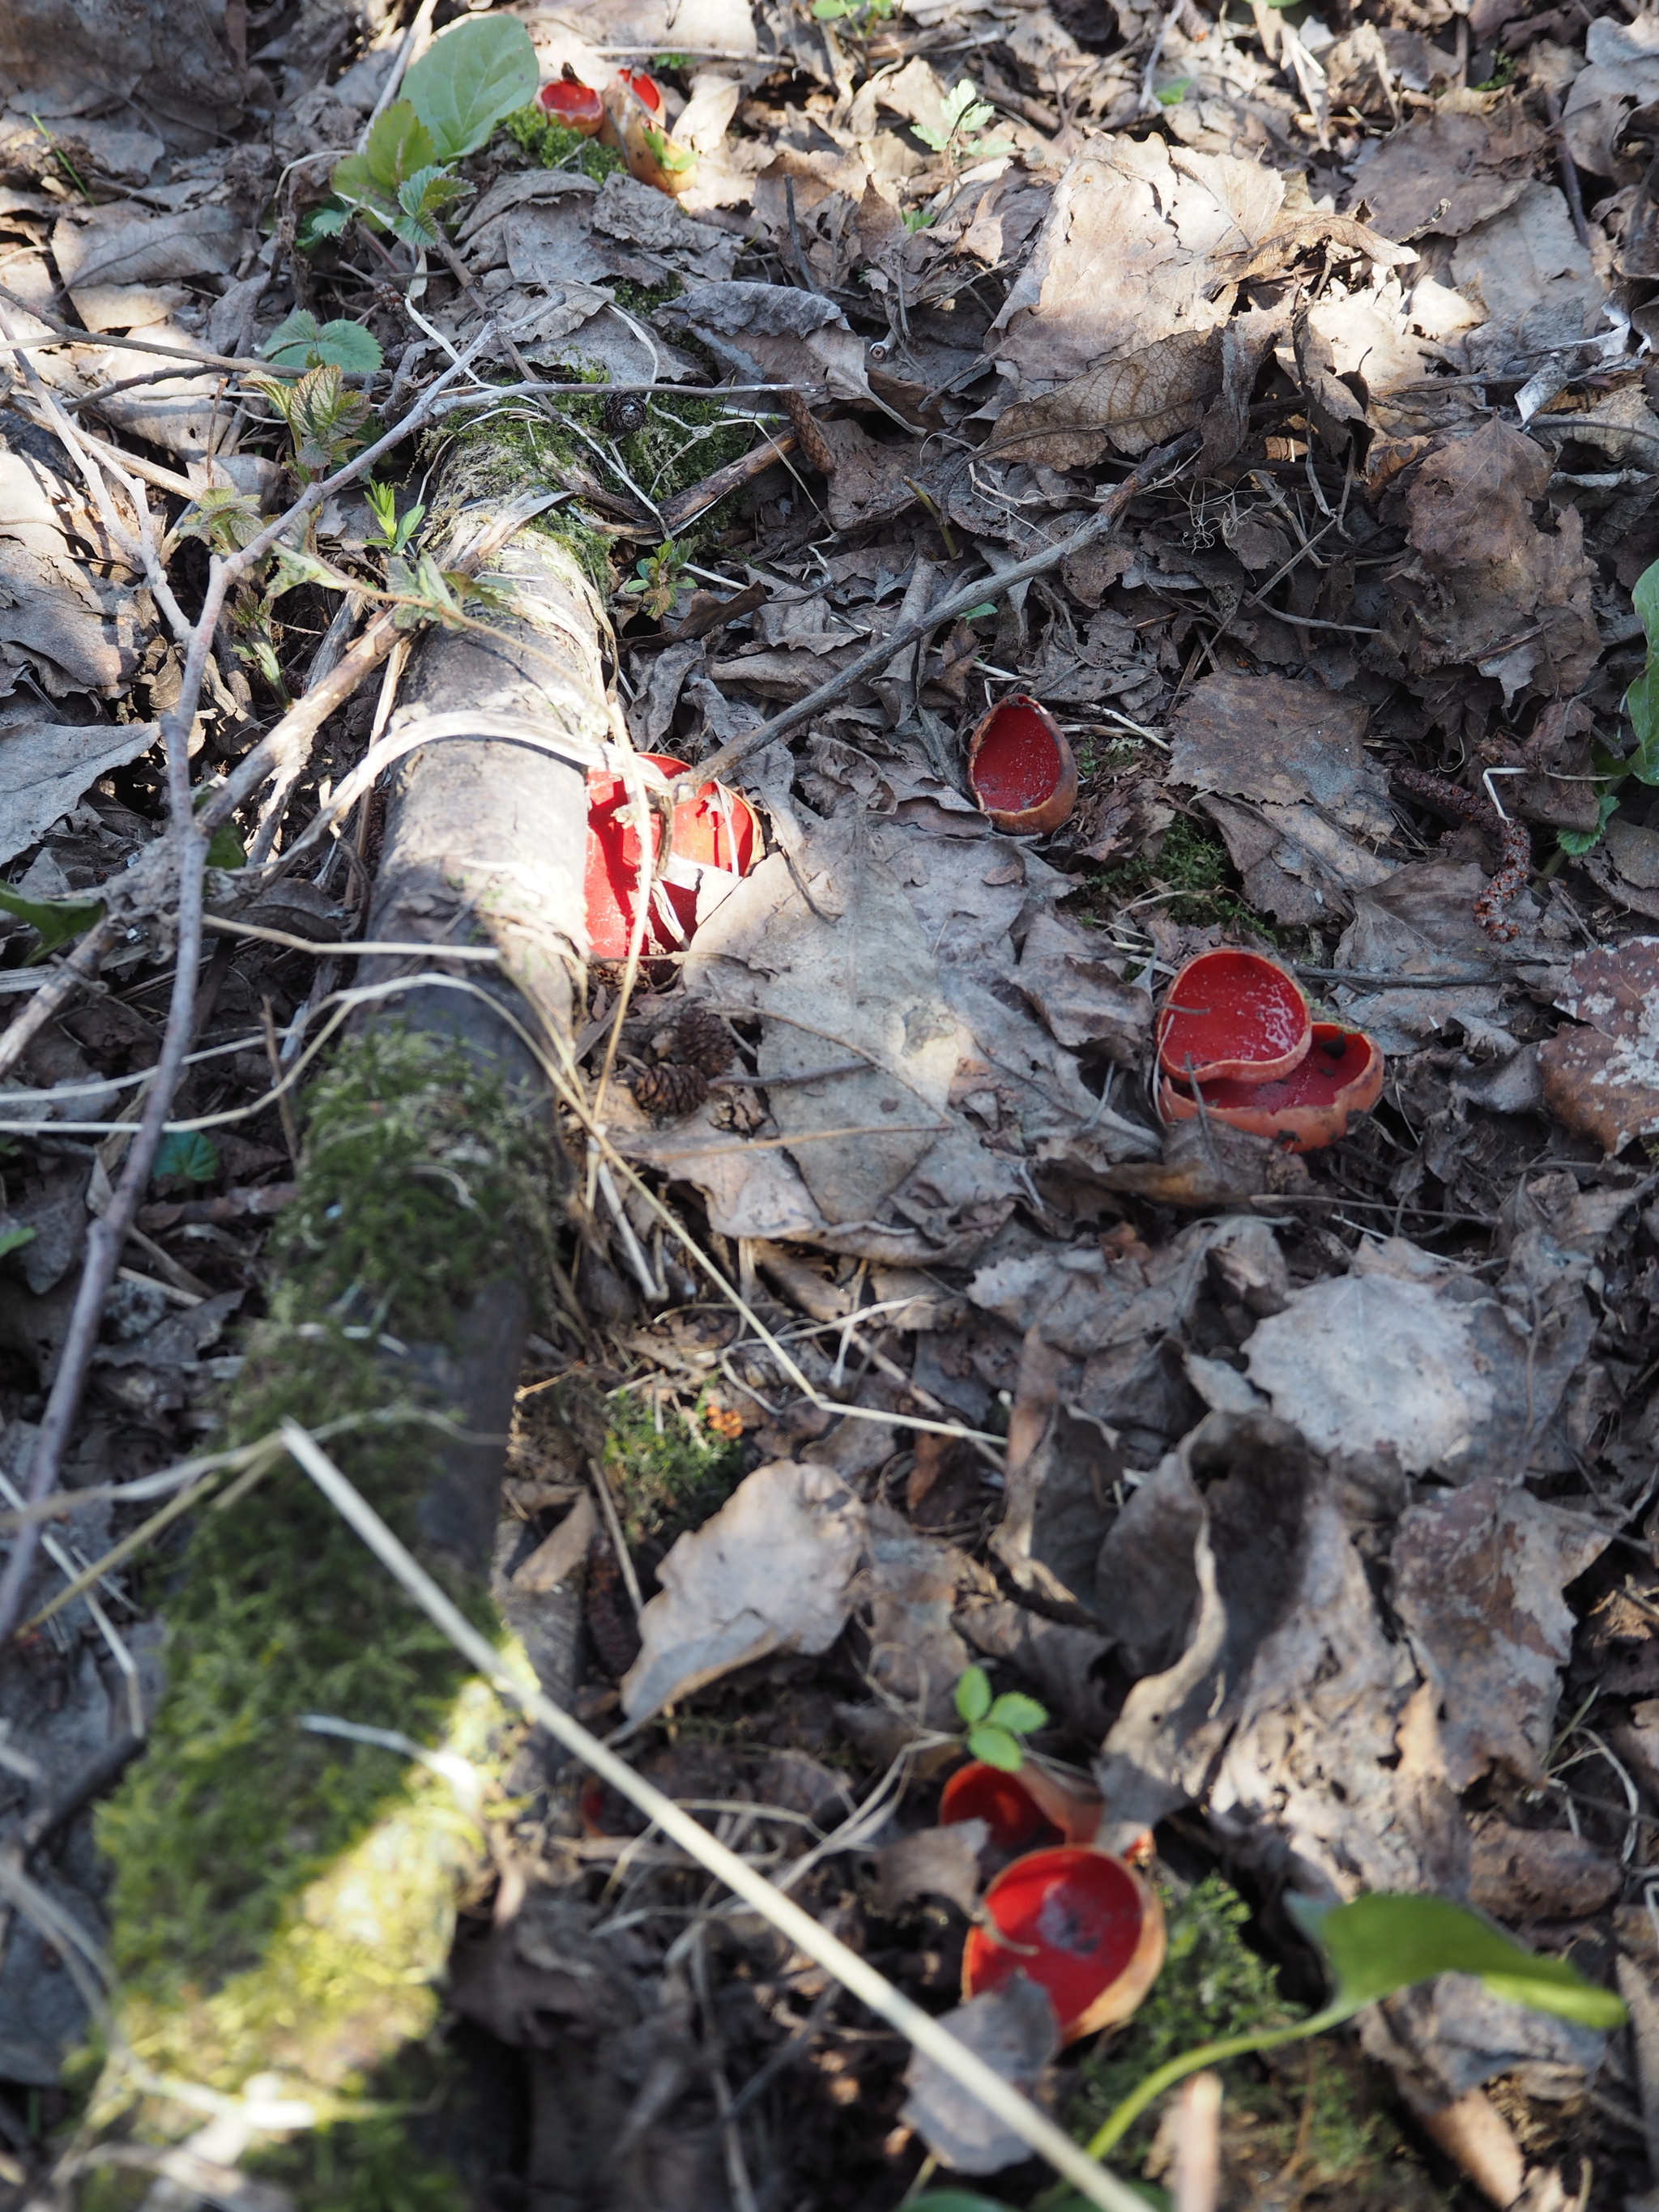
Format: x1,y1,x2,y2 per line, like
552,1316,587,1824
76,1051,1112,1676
1156,948,1384,1153
535,65,695,195
939,1760,1166,2044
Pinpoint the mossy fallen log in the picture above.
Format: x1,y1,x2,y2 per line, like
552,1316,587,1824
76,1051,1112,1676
87,490,603,2205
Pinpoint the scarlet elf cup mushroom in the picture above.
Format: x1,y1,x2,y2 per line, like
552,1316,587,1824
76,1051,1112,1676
962,1847,1166,2044
584,753,757,961
535,66,604,134
965,693,1078,836
1155,948,1384,1153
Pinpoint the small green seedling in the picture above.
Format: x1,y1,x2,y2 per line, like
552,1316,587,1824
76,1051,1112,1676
812,0,898,26
0,882,104,957
954,1664,1047,1772
621,538,693,622
364,480,426,556
330,15,538,249
914,80,1014,166
153,1132,220,1187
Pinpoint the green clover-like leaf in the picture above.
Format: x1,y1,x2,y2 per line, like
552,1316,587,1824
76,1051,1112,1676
985,1691,1047,1737
966,1723,1023,1771
954,1664,992,1725
153,1131,220,1186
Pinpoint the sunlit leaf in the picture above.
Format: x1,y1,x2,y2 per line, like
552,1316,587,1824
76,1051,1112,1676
1288,1892,1627,2030
985,1692,1047,1737
954,1664,992,1725
261,309,383,374
403,14,539,161
966,1723,1023,1771
0,884,103,954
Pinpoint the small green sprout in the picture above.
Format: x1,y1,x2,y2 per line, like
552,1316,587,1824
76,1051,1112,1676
955,1664,1047,1771
914,79,1014,166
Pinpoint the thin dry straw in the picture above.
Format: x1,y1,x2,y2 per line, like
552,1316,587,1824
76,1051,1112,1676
279,1417,1150,2212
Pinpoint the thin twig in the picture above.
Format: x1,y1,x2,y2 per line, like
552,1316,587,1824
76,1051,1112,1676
693,433,1198,786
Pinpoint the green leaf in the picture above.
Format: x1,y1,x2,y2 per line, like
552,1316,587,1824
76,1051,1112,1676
263,306,386,376
343,101,437,198
1155,76,1192,103
954,1664,992,1725
0,1226,36,1261
403,14,539,162
1627,662,1659,784
966,1723,1024,1771
206,824,246,871
153,1131,220,1186
812,0,854,15
1556,792,1618,857
1287,1892,1627,2030
0,884,103,953
985,1691,1047,1737
911,2195,1025,2211
296,201,350,252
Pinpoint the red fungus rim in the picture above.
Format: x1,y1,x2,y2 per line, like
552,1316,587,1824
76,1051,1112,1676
1160,1021,1384,1153
584,752,757,961
1155,948,1311,1087
962,1846,1149,2041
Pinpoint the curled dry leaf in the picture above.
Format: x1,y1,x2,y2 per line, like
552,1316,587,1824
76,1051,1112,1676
619,1460,865,1720
900,1973,1060,2176
1538,937,1659,1153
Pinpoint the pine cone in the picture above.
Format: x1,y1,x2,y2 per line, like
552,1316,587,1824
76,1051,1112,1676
664,1005,734,1076
629,1061,709,1118
602,390,649,437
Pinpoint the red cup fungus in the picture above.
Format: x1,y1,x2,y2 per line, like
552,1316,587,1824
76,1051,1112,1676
939,1762,1063,1857
965,693,1077,836
962,1846,1166,2043
1160,1020,1385,1153
584,752,757,961
535,66,604,134
1155,947,1311,1087
600,70,698,195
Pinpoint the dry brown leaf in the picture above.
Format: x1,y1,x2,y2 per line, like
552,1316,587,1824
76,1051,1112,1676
1450,183,1606,363
1538,938,1659,1153
619,1460,865,1720
990,136,1282,396
1468,1822,1623,1920
1399,418,1599,697
988,328,1224,467
1170,670,1390,834
1563,12,1659,178
1391,1478,1609,1788
1342,100,1546,241
875,1822,987,1917
902,1975,1060,2176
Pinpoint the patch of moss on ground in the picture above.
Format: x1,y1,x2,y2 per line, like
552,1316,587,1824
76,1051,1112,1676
1069,1877,1451,2210
1067,812,1311,951
95,1029,553,2159
603,1386,743,1551
501,104,625,182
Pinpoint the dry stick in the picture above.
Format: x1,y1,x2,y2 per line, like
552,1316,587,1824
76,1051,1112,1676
0,922,118,1085
658,431,799,537
0,337,498,1647
280,1419,1151,2212
0,283,303,377
693,432,1199,789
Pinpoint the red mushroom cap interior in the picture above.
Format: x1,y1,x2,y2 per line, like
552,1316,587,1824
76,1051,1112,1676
1192,1023,1377,1115
1157,948,1310,1085
537,78,604,124
962,1847,1146,2038
938,1762,1060,1856
621,69,663,109
968,696,1065,815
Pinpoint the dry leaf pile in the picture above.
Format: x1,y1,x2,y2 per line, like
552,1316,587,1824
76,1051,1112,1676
7,0,1659,2204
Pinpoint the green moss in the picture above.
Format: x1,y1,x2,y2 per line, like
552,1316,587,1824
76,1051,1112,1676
603,1386,742,1550
94,1029,553,2155
1069,1877,1449,2208
501,104,625,181
608,271,683,318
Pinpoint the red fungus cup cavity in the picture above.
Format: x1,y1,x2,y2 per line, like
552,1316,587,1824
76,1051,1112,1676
962,1846,1166,2044
535,74,605,134
584,752,757,961
965,694,1078,836
939,1762,1063,1857
1161,1020,1384,1153
1155,947,1311,1087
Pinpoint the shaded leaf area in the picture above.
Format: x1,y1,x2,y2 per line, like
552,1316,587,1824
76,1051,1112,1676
5,1,1659,2210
